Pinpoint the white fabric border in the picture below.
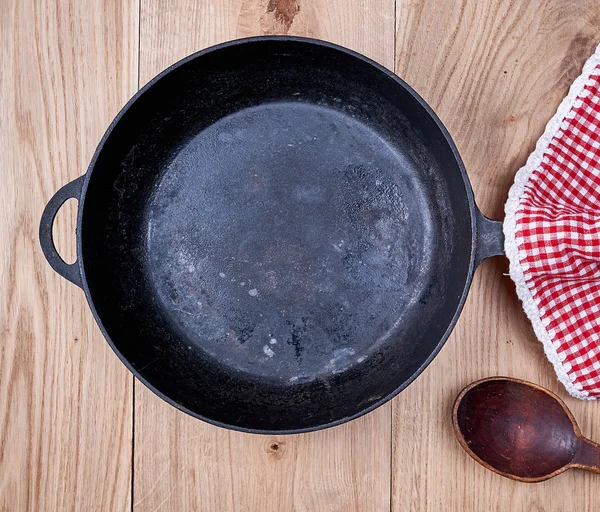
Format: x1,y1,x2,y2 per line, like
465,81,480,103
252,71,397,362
504,43,600,400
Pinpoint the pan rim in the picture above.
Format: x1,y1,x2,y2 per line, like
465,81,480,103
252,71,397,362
76,35,477,434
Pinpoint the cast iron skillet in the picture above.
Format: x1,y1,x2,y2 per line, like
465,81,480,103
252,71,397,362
40,36,504,434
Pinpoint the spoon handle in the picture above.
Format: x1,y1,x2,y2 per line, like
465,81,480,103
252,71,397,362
572,438,600,474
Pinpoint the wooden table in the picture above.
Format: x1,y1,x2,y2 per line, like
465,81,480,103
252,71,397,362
2,0,600,510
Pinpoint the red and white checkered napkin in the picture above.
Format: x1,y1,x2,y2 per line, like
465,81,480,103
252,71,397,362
505,44,600,399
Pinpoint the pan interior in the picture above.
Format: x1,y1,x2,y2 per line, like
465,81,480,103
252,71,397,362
81,39,473,431
146,101,435,381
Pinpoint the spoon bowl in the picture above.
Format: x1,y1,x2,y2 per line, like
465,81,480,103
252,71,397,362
453,377,600,482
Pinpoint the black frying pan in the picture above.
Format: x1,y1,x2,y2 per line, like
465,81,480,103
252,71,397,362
40,37,504,433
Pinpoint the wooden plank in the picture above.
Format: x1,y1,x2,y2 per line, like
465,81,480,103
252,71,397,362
0,0,138,510
134,1,395,511
393,1,600,511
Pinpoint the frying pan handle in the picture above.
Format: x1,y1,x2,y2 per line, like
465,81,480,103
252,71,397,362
39,176,85,288
475,208,505,267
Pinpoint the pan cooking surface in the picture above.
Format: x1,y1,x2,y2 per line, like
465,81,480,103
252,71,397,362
78,38,476,431
146,101,436,382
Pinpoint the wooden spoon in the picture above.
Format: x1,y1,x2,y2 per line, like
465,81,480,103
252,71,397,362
452,377,600,482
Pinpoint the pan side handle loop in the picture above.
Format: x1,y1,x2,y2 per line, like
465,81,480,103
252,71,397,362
475,208,505,267
39,176,85,288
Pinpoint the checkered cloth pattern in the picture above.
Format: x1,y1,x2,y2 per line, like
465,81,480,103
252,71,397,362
505,44,600,399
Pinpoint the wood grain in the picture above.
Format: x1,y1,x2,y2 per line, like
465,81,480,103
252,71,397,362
0,0,137,510
4,0,600,510
134,1,394,511
393,1,600,511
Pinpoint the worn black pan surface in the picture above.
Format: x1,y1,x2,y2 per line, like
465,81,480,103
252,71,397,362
40,37,504,433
